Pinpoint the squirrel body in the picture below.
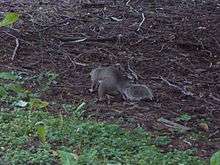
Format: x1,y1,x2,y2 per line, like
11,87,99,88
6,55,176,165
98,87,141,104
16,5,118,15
90,66,154,101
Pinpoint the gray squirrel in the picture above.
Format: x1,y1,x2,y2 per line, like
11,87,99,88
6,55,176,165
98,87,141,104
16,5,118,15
89,65,154,101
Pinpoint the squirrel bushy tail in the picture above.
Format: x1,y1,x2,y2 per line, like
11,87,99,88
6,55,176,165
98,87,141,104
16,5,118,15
123,84,154,101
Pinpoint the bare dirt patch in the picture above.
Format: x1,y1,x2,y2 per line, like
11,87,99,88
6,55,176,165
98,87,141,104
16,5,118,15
0,0,219,159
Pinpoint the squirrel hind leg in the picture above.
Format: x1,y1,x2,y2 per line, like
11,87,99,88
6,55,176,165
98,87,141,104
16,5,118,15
89,80,99,93
98,82,106,101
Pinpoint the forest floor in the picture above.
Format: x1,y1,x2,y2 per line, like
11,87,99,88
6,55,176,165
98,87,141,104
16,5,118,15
0,0,219,159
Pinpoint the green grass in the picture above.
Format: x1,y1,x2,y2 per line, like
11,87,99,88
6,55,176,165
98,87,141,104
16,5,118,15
0,71,207,164
0,110,206,165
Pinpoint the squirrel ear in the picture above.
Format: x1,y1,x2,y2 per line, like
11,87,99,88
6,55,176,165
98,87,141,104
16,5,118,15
115,63,121,69
115,63,124,71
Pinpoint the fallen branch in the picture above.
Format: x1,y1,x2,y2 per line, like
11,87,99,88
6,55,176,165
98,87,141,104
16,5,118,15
4,31,20,60
160,76,193,96
11,38,19,60
137,13,145,31
209,93,220,102
158,117,191,133
127,58,138,81
66,37,87,43
126,0,131,6
59,36,117,43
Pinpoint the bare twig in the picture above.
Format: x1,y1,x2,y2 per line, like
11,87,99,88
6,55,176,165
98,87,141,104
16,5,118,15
208,130,220,139
127,58,138,81
213,37,220,48
201,49,213,57
64,51,88,67
137,13,145,31
4,31,20,60
68,38,87,43
183,139,192,146
11,38,19,60
59,36,117,43
57,37,87,43
209,93,220,102
74,61,88,66
159,44,166,52
158,117,191,132
126,0,131,6
160,76,193,96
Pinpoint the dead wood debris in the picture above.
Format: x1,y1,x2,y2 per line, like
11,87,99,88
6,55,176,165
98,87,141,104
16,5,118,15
158,117,191,133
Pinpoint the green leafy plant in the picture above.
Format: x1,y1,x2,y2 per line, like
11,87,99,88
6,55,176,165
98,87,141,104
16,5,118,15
176,113,191,122
0,12,20,27
0,84,29,105
0,70,207,164
0,72,28,104
62,102,86,119
0,71,21,80
35,121,47,143
154,135,171,146
35,71,58,93
0,110,206,165
74,102,86,118
6,83,29,94
58,150,78,165
29,98,49,110
0,86,8,98
210,150,220,165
